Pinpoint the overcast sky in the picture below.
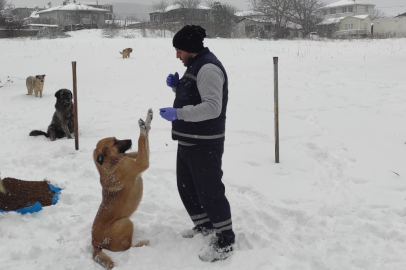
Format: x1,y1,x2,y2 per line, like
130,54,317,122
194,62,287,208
8,0,406,16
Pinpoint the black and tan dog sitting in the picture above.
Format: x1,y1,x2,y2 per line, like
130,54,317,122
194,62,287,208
29,89,74,141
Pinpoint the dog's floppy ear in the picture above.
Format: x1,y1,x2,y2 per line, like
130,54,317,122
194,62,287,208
36,75,40,79
96,147,108,165
43,75,46,77
70,91,73,100
55,90,61,98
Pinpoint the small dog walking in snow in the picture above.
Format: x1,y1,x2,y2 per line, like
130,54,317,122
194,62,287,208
91,109,153,269
119,48,133,59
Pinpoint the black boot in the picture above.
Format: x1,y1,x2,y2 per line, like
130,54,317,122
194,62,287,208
198,235,234,262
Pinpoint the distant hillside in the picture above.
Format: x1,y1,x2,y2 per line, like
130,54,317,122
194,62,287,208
112,2,153,21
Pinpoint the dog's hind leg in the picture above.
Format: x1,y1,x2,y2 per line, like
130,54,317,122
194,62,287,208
93,248,114,270
47,126,58,141
108,218,134,251
27,85,33,95
133,240,149,247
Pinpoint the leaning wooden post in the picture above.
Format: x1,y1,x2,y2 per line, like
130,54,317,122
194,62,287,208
72,61,79,150
273,57,279,163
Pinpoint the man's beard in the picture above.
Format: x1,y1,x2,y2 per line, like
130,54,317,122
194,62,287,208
182,56,191,66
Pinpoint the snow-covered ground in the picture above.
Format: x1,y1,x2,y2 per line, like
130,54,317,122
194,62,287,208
1,30,406,270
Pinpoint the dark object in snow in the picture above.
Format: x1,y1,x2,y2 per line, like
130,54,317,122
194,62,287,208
0,177,61,214
29,89,74,141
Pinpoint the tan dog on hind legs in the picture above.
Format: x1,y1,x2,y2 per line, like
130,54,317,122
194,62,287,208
91,108,153,269
26,75,45,98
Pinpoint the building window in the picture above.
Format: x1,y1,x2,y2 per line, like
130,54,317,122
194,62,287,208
365,6,368,12
64,13,72,20
348,6,353,12
345,23,353,30
342,7,347,13
264,25,271,31
363,23,368,29
330,8,336,14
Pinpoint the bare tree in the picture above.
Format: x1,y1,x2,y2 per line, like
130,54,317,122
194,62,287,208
174,0,201,8
5,1,13,9
0,0,8,11
289,0,324,36
153,0,169,36
251,0,294,38
371,8,387,20
206,1,236,38
153,0,169,21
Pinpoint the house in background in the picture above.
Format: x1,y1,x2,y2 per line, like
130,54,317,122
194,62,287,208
372,12,406,38
232,10,302,39
232,11,273,39
317,0,374,38
37,3,107,28
83,2,114,20
0,8,15,22
10,7,33,21
149,4,210,25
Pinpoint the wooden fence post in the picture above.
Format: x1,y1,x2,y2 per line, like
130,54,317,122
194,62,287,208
273,57,279,163
72,61,79,150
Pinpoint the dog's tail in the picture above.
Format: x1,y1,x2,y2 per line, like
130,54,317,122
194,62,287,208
93,248,114,269
0,173,8,195
29,130,49,138
119,51,123,55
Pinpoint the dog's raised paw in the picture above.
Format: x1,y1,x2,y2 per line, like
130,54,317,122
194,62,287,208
146,109,153,127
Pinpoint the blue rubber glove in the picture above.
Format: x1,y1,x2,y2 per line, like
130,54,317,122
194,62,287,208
166,72,179,87
159,107,178,121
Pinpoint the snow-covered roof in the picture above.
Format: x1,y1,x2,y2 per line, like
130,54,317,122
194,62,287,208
321,0,375,9
37,3,107,14
27,23,59,27
286,21,302,29
244,17,274,23
318,17,346,25
153,4,210,13
30,10,39,18
317,14,370,25
352,14,370,19
234,10,264,17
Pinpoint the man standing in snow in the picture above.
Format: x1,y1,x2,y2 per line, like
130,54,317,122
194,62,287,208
159,25,235,262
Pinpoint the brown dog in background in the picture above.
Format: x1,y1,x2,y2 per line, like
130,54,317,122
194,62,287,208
91,108,153,269
119,48,133,59
26,75,46,98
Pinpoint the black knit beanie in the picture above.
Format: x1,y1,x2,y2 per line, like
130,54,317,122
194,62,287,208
173,25,207,53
